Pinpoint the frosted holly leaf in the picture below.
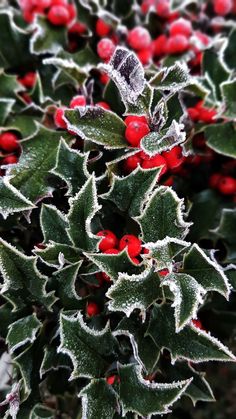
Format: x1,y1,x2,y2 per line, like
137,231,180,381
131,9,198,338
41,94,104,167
145,237,190,270
141,120,186,156
202,47,230,101
162,273,205,332
221,79,236,118
43,46,99,87
5,113,39,138
52,262,83,310
107,268,162,317
205,122,236,158
150,62,191,91
40,345,71,378
212,209,236,262
102,166,161,217
40,204,72,245
9,124,62,203
30,15,67,55
64,106,127,149
0,98,15,125
119,363,191,417
183,243,231,298
0,71,21,97
34,242,81,268
29,404,55,419
170,0,196,10
0,238,56,312
224,27,236,69
0,10,31,69
79,379,118,419
67,175,101,251
59,311,118,379
6,314,41,354
163,362,215,405
136,186,190,243
84,249,142,282
0,177,35,220
164,92,186,128
13,345,34,400
115,315,161,373
147,304,236,363
51,139,89,196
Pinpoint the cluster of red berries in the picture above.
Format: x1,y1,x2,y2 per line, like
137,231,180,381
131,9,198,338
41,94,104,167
141,0,234,17
20,0,76,26
0,132,20,174
209,173,236,195
188,101,217,123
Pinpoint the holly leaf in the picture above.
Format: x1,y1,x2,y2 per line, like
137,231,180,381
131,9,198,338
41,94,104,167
183,244,231,298
67,175,101,251
52,262,82,310
118,363,191,417
0,98,15,125
9,125,62,203
6,314,41,354
79,379,118,419
59,311,118,379
40,345,71,378
0,177,35,220
0,71,21,97
150,62,190,91
147,304,236,363
205,122,236,158
0,238,56,312
162,273,205,332
145,237,190,270
102,166,161,217
64,106,127,149
136,186,190,243
40,204,71,245
224,27,236,69
29,404,55,419
85,249,141,282
221,79,236,118
212,209,236,263
34,242,81,268
30,15,67,55
202,47,230,101
107,268,162,317
140,120,186,156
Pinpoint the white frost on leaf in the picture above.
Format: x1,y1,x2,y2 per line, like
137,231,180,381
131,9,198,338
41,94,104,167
144,237,191,270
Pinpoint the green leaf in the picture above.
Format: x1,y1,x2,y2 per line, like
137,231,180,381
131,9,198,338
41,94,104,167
40,204,71,245
150,62,190,91
5,114,39,138
221,79,236,118
183,243,230,298
118,363,191,417
0,238,56,312
85,250,141,282
35,242,81,268
40,345,71,377
224,27,236,69
0,177,35,219
29,404,55,419
116,315,161,373
67,175,101,251
51,138,89,196
64,106,126,149
140,120,186,156
59,311,117,379
0,98,14,125
0,71,21,97
6,314,41,354
205,123,236,158
202,47,230,101
52,262,82,310
30,15,67,55
107,268,162,316
102,166,161,217
147,304,236,363
212,209,236,263
162,273,205,332
79,379,118,419
136,186,190,243
146,237,190,270
9,125,61,203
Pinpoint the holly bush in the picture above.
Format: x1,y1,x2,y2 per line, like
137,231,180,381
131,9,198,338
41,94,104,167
0,0,236,418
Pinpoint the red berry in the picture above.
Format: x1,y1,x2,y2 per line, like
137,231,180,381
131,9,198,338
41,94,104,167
141,154,167,176
104,248,120,255
67,3,76,23
218,176,236,195
125,121,150,147
163,175,174,186
51,0,67,5
169,18,192,38
188,107,200,121
131,257,140,265
23,9,34,23
68,21,86,35
0,132,19,152
95,101,111,110
155,0,170,18
137,47,153,65
54,107,67,129
198,107,217,123
97,38,115,61
18,72,37,89
214,0,232,15
142,247,150,254
153,34,168,56
106,375,120,385
99,72,110,84
47,5,70,26
1,155,18,165
192,319,203,329
209,173,221,189
158,269,169,276
123,154,141,172
96,18,111,37
69,95,86,108
86,302,100,317
97,230,118,252
124,115,148,125
166,35,189,54
195,31,210,47
119,235,142,257
162,146,184,169
127,27,151,51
